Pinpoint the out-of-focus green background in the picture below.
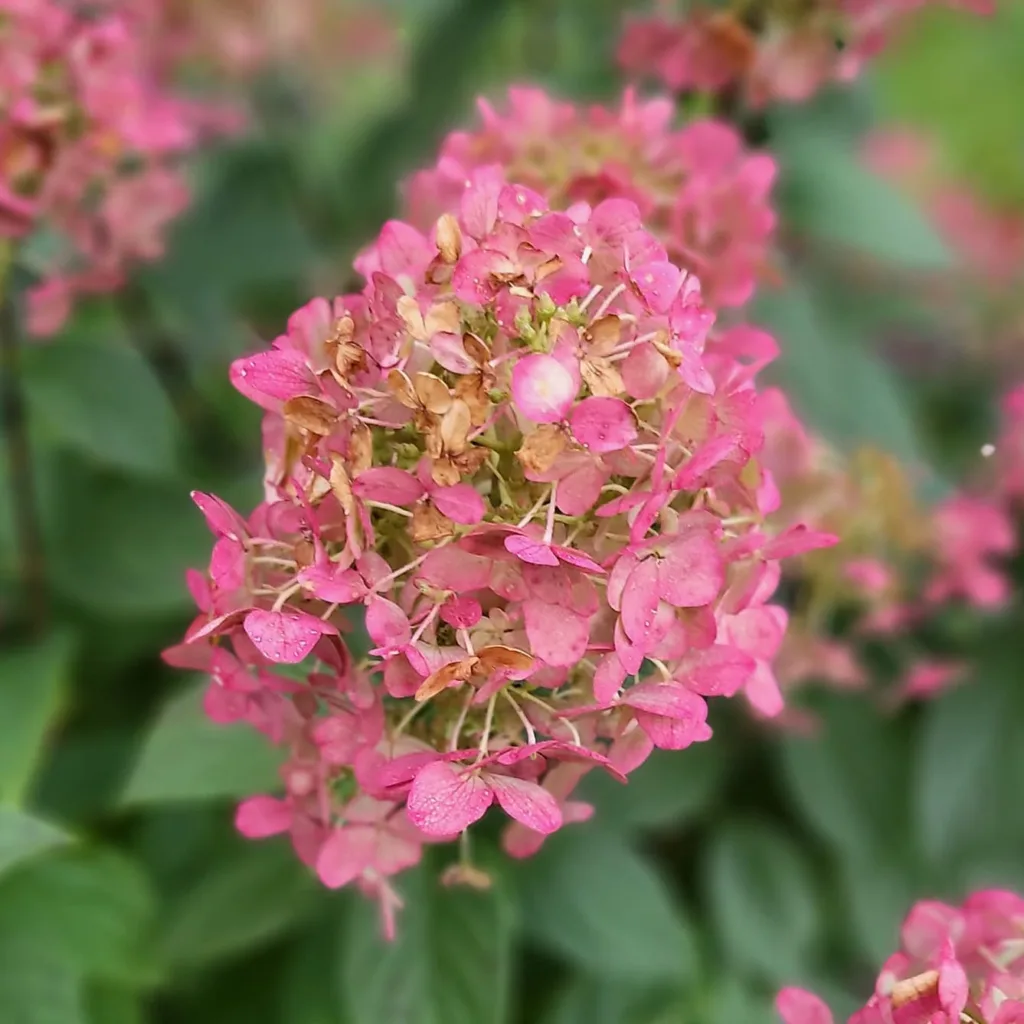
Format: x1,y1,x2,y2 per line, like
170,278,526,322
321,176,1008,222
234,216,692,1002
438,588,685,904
1,2,1023,1022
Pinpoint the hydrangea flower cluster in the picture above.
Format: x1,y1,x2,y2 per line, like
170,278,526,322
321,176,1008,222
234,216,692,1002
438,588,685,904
777,888,1024,1024
758,386,1017,703
618,1,994,108
405,87,777,309
0,0,207,336
165,175,838,934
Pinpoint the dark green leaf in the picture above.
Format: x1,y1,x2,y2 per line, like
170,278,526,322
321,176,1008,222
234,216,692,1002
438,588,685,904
85,983,146,1024
23,337,178,477
578,745,724,831
120,681,282,806
518,825,695,982
705,818,819,982
0,930,85,1024
0,632,74,803
0,807,71,880
281,921,346,1024
341,859,515,1024
542,977,674,1024
160,839,318,968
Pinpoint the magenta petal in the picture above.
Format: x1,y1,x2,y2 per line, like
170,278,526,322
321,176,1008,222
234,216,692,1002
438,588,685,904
524,599,590,667
569,397,638,454
243,609,336,664
511,353,577,424
762,524,840,559
488,774,562,834
553,545,605,574
613,618,645,675
406,762,493,837
630,260,682,313
299,565,366,604
775,988,835,1024
620,681,707,719
235,796,292,838
432,483,485,524
658,533,724,607
191,491,246,540
365,596,412,648
620,559,663,646
353,467,425,506
680,645,755,697
315,827,375,889
635,710,711,750
230,349,316,409
504,533,559,567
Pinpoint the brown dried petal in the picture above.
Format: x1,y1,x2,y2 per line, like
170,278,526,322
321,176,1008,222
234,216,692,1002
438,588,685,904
425,300,461,337
890,971,939,1010
348,422,373,475
476,645,534,676
414,372,454,415
387,368,418,409
283,395,338,435
652,334,682,368
410,501,454,544
586,314,623,352
516,424,567,475
462,332,490,366
329,456,356,516
435,213,463,263
454,375,492,427
535,255,563,282
581,357,624,398
430,457,462,487
439,399,472,453
414,656,479,702
396,295,426,337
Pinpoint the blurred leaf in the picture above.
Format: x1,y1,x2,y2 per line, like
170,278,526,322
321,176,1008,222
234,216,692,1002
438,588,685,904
85,983,145,1024
0,807,70,880
281,921,345,1024
22,337,177,477
0,631,73,804
341,859,515,1024
48,467,209,618
776,128,953,270
160,839,318,969
754,281,932,478
579,745,724,831
0,931,85,1024
542,977,673,1024
705,818,819,982
778,692,912,861
703,978,778,1024
839,853,919,965
518,825,696,982
120,680,282,806
0,847,158,986
34,730,135,824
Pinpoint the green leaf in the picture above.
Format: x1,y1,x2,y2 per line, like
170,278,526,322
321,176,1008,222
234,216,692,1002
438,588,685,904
0,807,71,880
0,848,158,986
839,853,919,965
578,745,724,830
280,921,345,1024
23,337,178,477
753,281,933,483
542,977,673,1024
120,681,283,806
778,692,912,860
775,127,953,270
48,466,210,618
341,859,515,1024
0,930,86,1024
0,632,74,804
85,983,145,1024
160,839,318,968
518,825,696,982
705,818,819,982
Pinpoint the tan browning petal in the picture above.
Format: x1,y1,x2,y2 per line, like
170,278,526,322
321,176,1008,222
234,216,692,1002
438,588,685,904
462,332,491,366
439,399,472,453
516,424,567,475
435,213,463,264
535,255,563,282
475,645,534,676
425,300,461,337
387,368,418,409
283,395,338,435
414,657,479,702
329,456,356,517
890,971,939,1010
454,375,492,427
585,314,623,353
430,457,462,488
410,501,454,544
581,357,624,398
414,372,454,415
652,333,683,368
348,422,373,474
440,863,493,890
397,294,427,338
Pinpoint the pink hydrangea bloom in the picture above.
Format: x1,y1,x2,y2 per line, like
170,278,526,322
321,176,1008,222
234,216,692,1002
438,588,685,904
0,0,212,336
777,888,1024,1024
404,87,777,309
166,179,837,935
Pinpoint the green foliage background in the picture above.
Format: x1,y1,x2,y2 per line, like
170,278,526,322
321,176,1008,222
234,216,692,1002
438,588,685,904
1,2,1023,1022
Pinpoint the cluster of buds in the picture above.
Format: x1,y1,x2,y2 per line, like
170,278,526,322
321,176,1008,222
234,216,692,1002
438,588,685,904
617,0,993,109
405,87,777,310
0,0,209,335
778,888,1024,1024
758,387,1017,704
165,174,838,934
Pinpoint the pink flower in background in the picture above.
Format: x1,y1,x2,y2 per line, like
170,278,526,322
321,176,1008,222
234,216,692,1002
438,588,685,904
777,889,1024,1024
165,177,838,935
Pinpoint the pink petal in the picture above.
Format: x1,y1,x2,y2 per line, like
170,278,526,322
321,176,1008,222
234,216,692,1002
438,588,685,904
658,533,724,607
672,436,740,489
365,596,412,648
488,774,563,834
569,397,638,453
235,796,292,838
636,711,712,750
620,559,664,647
451,248,510,303
353,467,425,506
299,565,366,604
315,826,375,889
406,762,493,837
432,483,485,524
775,988,834,1024
680,645,756,697
230,349,316,409
630,260,682,313
243,609,337,664
593,653,627,704
620,681,708,720
553,544,605,574
440,596,483,629
191,491,246,540
745,662,784,718
460,175,502,238
511,353,577,424
524,599,590,667
504,533,559,567
419,546,493,590
762,525,840,560
431,332,477,374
